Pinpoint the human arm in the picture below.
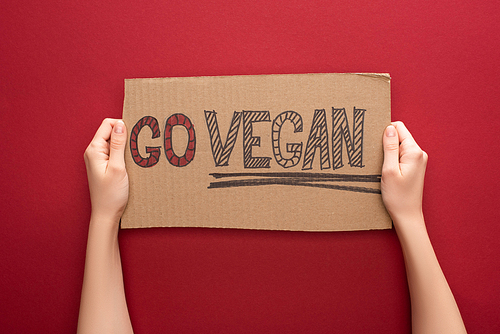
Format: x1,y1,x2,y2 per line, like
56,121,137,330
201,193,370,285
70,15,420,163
381,122,466,334
78,119,134,334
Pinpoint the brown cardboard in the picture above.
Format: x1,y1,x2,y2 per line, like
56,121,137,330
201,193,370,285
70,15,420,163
122,73,392,231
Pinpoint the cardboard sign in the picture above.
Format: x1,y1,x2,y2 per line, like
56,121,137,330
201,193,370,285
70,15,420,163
122,73,392,231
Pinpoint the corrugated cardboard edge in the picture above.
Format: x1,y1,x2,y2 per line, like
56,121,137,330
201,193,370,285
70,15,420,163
124,72,391,82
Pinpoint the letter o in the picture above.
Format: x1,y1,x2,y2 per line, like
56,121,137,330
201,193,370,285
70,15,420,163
164,113,196,167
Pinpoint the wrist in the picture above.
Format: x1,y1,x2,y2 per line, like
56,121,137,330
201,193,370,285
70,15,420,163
89,214,121,234
392,212,428,248
90,202,124,223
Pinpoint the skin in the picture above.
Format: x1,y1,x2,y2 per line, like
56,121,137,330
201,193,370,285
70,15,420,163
382,122,466,334
78,119,133,334
78,119,466,333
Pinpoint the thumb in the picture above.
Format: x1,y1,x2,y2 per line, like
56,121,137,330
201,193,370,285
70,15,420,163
382,125,400,174
108,120,127,169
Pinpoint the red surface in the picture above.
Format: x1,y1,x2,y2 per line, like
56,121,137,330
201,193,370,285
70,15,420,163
1,0,499,332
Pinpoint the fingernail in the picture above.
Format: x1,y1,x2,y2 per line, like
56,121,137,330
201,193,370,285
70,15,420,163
115,121,124,134
386,125,396,137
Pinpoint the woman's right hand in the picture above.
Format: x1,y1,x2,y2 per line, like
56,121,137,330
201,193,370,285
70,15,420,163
381,121,428,230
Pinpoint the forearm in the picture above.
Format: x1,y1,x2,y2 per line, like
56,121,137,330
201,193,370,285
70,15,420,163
395,215,466,334
77,217,133,334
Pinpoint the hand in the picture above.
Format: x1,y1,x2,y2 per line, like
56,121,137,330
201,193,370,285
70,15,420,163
381,122,467,334
84,119,129,224
381,121,428,229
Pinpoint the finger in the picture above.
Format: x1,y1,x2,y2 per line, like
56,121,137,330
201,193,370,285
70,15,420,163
393,121,419,145
108,120,127,169
85,119,118,168
382,125,400,172
393,121,423,153
92,118,119,144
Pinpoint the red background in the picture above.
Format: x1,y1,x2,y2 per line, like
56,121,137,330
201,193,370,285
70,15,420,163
1,0,499,333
